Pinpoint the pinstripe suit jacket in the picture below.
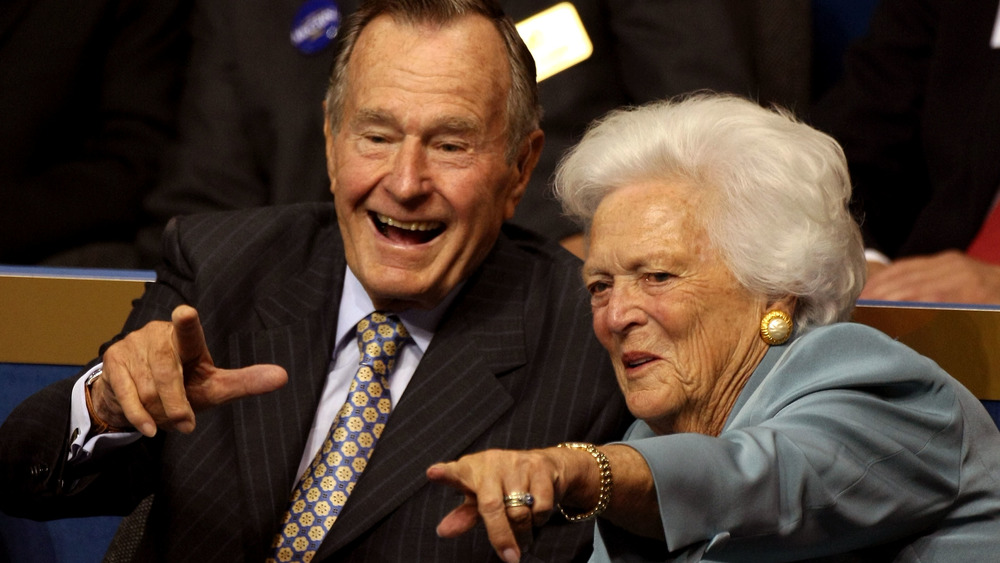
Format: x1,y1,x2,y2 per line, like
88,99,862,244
0,202,632,562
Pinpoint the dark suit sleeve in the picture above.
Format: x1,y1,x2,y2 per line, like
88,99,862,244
0,221,197,520
137,0,271,263
810,0,938,256
607,0,755,100
0,0,191,265
138,0,339,264
0,375,161,520
143,2,271,219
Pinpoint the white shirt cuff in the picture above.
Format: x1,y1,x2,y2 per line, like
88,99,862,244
68,363,141,465
864,248,891,265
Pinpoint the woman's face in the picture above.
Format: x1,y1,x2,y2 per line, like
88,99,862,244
583,181,771,435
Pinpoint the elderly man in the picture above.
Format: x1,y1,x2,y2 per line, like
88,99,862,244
0,1,630,561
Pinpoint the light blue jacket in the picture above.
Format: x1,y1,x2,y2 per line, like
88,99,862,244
591,323,1000,562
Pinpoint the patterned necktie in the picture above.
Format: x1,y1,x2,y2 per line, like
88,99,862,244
268,312,410,563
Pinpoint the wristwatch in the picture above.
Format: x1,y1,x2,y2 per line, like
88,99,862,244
85,367,104,388
83,368,129,433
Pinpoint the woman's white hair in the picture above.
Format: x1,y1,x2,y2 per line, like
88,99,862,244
554,93,866,332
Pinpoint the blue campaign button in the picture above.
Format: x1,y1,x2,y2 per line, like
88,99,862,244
290,0,342,55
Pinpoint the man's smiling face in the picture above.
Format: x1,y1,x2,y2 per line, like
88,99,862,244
325,13,539,311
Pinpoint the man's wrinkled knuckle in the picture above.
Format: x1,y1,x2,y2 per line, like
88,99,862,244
102,346,131,372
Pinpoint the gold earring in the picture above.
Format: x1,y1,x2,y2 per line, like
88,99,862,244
759,310,792,345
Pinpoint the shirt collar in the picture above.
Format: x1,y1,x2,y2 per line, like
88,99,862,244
337,266,463,353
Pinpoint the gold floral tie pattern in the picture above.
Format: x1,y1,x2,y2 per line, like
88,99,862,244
268,312,409,563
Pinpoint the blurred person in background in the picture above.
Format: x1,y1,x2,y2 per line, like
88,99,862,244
0,0,191,267
812,0,1000,304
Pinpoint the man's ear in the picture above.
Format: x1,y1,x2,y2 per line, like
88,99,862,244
503,129,545,220
323,106,337,195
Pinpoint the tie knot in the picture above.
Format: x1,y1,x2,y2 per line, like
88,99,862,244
356,312,410,373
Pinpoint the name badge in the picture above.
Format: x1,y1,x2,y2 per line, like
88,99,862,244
992,0,1000,48
516,3,593,82
291,0,341,55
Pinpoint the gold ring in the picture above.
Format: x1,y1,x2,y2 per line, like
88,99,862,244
503,491,534,508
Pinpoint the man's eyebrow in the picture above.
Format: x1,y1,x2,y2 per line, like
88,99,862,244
350,109,482,135
428,116,481,136
350,108,397,129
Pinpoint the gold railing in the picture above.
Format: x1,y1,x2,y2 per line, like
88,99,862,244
2,269,998,400
0,268,152,365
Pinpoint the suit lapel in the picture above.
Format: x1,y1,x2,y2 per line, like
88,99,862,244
227,226,347,555
315,236,531,556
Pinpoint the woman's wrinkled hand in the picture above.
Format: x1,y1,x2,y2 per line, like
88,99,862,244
426,448,573,563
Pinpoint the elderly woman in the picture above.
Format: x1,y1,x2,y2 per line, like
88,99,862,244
425,94,1000,562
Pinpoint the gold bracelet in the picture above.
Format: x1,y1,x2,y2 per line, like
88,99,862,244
84,369,129,434
556,442,612,522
